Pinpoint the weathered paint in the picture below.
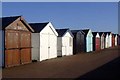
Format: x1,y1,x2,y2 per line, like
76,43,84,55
2,16,33,68
86,30,93,52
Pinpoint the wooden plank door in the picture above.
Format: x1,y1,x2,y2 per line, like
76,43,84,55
20,32,31,64
5,30,20,67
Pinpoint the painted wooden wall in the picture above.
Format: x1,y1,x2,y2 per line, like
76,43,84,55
62,32,73,56
31,33,40,61
86,30,93,52
105,34,109,48
108,34,112,47
115,35,117,46
100,34,105,49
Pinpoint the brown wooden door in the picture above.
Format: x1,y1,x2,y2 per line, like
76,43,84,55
20,32,31,64
5,30,20,67
112,36,115,47
5,30,31,67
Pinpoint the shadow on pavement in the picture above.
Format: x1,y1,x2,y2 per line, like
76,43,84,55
76,57,120,80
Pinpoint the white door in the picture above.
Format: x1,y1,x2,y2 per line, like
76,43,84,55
66,37,69,55
40,34,49,61
49,34,57,59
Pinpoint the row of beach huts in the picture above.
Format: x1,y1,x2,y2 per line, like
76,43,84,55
0,16,120,68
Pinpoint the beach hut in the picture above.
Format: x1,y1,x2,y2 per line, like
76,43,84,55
118,34,120,45
114,34,118,46
99,32,105,49
112,34,115,47
0,16,34,67
56,28,73,57
30,22,58,61
82,29,93,52
104,32,109,48
92,32,100,51
71,30,85,54
107,32,112,47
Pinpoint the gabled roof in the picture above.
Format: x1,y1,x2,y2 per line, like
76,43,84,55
0,16,20,29
104,32,112,35
98,32,104,36
81,29,90,36
56,28,68,37
0,16,34,32
92,32,98,36
56,28,73,37
71,30,85,34
29,22,49,33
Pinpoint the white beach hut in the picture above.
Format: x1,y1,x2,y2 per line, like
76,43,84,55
56,28,73,57
30,22,58,61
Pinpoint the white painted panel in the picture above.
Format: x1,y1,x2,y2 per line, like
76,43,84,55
40,23,57,35
96,33,100,38
105,35,109,48
109,34,112,47
62,32,73,56
49,34,57,59
40,34,49,61
115,35,117,46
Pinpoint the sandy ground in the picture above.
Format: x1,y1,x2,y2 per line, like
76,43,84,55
2,46,120,79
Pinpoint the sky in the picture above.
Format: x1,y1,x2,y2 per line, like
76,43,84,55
2,2,118,34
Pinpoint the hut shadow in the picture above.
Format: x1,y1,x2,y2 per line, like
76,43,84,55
75,57,120,80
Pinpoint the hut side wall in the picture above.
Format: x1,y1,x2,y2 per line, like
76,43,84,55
73,33,77,54
0,30,4,67
57,37,62,57
101,35,105,49
31,33,40,61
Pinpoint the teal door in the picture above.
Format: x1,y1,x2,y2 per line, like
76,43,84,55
86,36,92,52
